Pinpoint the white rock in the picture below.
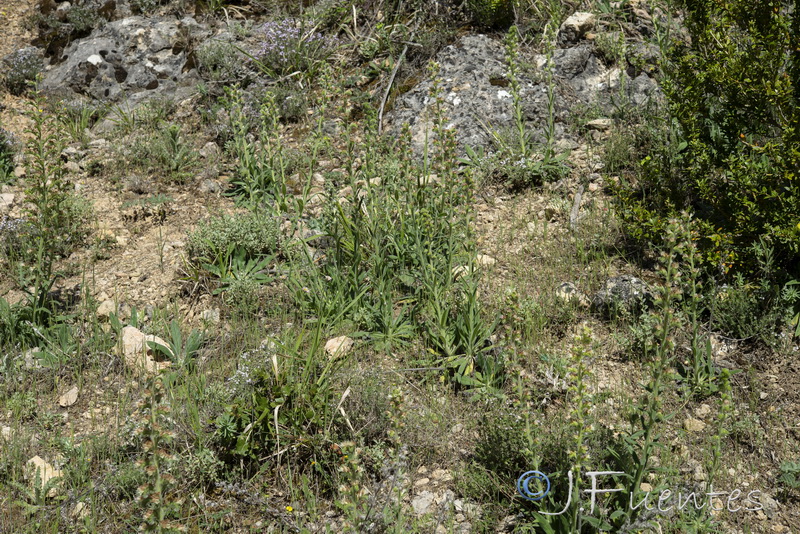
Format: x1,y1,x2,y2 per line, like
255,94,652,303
26,456,63,497
119,326,172,374
72,501,89,519
86,54,103,65
96,299,117,318
411,490,435,516
683,417,706,432
475,254,496,267
0,193,14,212
58,386,79,407
586,118,613,131
200,308,220,324
1,426,11,440
325,336,354,359
559,12,596,44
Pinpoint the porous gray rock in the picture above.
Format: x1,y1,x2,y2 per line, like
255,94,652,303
39,16,210,106
388,34,661,156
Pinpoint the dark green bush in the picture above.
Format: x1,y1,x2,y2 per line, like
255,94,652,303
616,0,800,278
467,0,515,29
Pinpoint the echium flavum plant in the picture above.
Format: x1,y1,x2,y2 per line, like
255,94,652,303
135,377,186,533
8,96,87,325
532,325,594,532
607,218,685,529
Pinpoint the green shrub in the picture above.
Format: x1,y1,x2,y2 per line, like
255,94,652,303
467,0,515,29
616,0,800,278
187,212,280,264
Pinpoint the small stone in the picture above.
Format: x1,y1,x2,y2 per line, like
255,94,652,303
451,423,464,434
58,386,79,407
199,141,220,159
586,118,613,131
200,308,220,324
639,482,653,492
555,282,590,307
452,265,470,279
695,404,712,418
1,426,11,440
65,161,81,174
14,166,25,178
693,463,707,481
72,501,89,519
411,491,435,516
325,336,354,359
414,478,430,487
684,417,706,432
26,456,63,497
431,469,453,483
558,12,596,46
475,254,496,267
96,299,117,319
23,347,42,370
0,193,14,212
199,179,221,194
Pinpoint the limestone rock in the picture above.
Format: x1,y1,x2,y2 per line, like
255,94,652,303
26,456,63,497
0,193,14,213
39,16,211,108
119,325,172,374
558,12,596,46
325,336,354,359
683,417,706,433
58,386,79,407
555,282,590,307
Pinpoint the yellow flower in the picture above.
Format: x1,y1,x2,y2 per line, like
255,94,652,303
285,506,293,512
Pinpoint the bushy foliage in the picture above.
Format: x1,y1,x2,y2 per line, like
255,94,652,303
1,47,43,95
187,212,280,264
616,0,800,277
252,19,340,77
467,0,515,29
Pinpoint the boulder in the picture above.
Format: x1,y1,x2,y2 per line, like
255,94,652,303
39,16,210,107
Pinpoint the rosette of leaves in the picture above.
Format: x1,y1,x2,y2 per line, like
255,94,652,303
467,0,516,29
